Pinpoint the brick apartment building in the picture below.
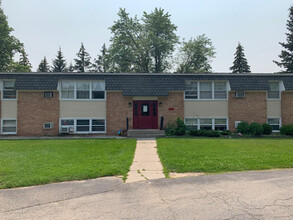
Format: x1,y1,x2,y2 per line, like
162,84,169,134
0,72,291,136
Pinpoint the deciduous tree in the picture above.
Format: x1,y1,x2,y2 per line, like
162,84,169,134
176,35,216,73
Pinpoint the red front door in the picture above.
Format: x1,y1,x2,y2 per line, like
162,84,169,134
133,101,158,129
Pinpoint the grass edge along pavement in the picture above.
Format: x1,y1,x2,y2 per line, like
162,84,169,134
0,139,136,189
157,137,293,176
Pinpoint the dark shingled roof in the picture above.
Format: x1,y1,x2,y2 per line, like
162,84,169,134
1,72,293,96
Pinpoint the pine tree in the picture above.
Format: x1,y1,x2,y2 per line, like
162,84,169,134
74,43,91,72
17,50,32,72
93,44,109,72
52,47,67,72
37,56,50,72
68,62,74,72
230,43,251,73
274,5,293,72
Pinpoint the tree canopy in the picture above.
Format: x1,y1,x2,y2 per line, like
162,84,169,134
0,0,30,72
274,5,293,73
230,43,251,73
176,35,216,73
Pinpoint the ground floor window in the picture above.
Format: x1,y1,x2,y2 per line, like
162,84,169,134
2,119,17,134
60,118,106,134
268,118,281,132
184,118,228,130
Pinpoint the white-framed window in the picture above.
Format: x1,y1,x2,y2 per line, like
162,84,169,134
2,80,17,100
184,81,227,100
185,118,228,130
43,122,53,129
92,82,105,99
200,82,212,99
59,118,106,134
267,82,280,99
61,82,74,99
2,119,17,134
268,118,281,132
76,82,90,99
60,81,105,100
215,118,227,130
184,118,198,130
214,82,227,99
185,81,198,99
200,118,213,130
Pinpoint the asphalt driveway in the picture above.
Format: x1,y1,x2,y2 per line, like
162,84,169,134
1,169,293,219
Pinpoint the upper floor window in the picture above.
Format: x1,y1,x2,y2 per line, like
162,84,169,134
60,81,105,100
3,80,16,99
200,82,212,99
214,82,227,99
185,81,227,100
185,81,198,99
268,82,280,99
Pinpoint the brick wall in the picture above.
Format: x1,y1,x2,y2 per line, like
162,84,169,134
17,91,59,136
106,92,133,135
158,92,184,128
281,92,293,125
228,91,267,132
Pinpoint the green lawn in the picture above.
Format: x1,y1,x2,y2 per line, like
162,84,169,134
157,138,293,175
0,139,136,189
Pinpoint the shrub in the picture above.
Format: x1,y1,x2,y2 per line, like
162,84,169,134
165,121,176,136
175,118,186,136
189,130,199,136
220,130,231,136
280,125,293,136
237,121,250,134
262,123,273,135
249,122,263,136
209,130,221,137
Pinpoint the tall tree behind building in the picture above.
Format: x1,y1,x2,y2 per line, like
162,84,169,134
274,5,293,73
230,43,251,73
52,47,67,72
74,43,92,72
37,56,50,72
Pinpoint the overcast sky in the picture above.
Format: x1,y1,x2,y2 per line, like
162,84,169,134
2,0,292,73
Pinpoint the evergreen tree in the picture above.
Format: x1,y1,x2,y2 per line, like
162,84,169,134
74,43,92,72
230,43,251,73
37,56,50,72
274,5,293,72
0,0,23,71
8,49,32,72
93,44,109,72
52,47,67,72
68,62,74,72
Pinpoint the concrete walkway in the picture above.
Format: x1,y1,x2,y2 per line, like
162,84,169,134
126,138,165,183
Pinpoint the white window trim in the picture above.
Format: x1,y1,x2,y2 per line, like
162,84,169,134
184,81,228,101
2,80,17,100
59,118,106,134
59,81,106,101
267,81,281,100
1,118,17,135
267,117,281,132
184,118,229,130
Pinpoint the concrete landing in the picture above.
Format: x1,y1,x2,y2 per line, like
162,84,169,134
126,138,165,183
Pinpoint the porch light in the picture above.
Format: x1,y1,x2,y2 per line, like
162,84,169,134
159,102,162,107
128,102,132,107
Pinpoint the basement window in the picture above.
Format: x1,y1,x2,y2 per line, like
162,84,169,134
268,118,281,132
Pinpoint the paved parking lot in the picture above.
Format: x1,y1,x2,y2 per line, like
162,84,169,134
1,169,293,219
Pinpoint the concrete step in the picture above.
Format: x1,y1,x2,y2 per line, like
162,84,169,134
127,129,165,138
